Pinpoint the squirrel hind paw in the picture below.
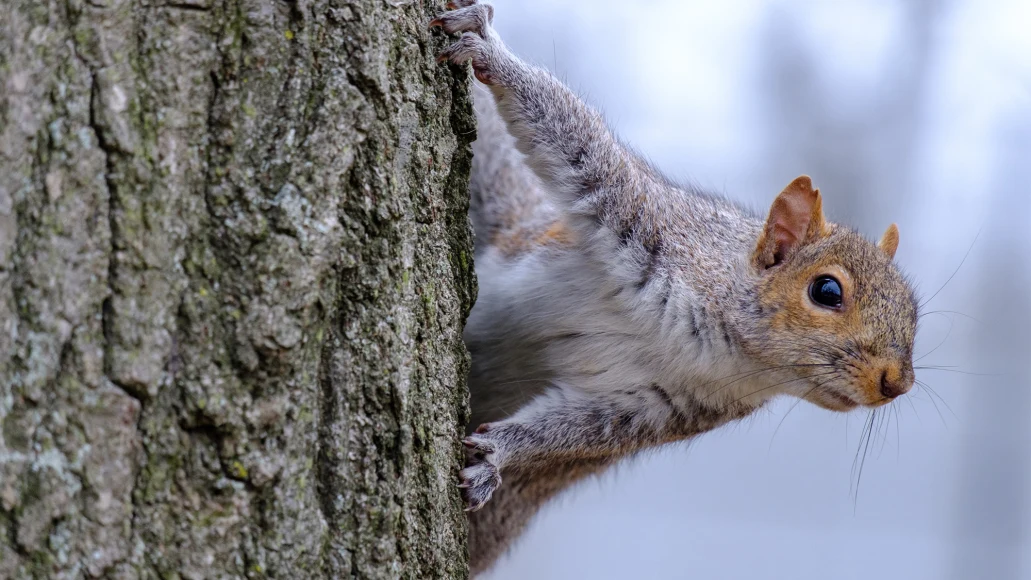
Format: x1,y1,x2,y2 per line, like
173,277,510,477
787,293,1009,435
459,460,501,511
459,434,502,511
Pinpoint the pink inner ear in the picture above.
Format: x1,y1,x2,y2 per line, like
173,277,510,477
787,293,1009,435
755,176,824,269
769,194,814,261
772,224,800,264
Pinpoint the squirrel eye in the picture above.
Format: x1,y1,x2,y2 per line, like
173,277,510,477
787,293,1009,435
809,276,843,309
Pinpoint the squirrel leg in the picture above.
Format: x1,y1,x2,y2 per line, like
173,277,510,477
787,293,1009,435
461,387,752,573
432,1,648,206
458,387,674,512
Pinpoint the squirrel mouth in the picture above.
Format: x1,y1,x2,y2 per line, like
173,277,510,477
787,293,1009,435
812,389,860,411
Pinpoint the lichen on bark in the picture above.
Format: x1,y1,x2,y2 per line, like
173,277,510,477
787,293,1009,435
0,0,475,578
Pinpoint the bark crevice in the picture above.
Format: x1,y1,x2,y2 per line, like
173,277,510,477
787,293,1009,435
1,0,474,577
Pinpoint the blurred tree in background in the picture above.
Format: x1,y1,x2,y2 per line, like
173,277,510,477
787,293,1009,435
948,116,1031,580
758,0,943,232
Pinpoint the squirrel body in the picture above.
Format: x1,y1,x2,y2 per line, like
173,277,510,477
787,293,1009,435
431,2,919,574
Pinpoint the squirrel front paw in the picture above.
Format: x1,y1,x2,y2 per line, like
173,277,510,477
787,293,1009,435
430,1,503,85
459,432,502,511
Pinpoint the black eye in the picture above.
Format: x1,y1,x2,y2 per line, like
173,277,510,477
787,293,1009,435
809,276,843,309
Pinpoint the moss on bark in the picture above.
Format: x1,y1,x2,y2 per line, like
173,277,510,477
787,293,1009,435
0,0,474,577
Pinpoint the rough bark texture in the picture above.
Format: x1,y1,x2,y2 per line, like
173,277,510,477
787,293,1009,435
0,0,475,577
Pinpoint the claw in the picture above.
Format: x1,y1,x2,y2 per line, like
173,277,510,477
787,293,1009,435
463,499,486,512
428,18,443,29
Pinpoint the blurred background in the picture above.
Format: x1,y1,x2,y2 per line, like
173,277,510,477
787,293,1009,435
481,0,1031,578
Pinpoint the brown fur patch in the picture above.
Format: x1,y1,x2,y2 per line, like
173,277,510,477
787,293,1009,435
533,220,574,247
878,223,900,259
491,219,576,258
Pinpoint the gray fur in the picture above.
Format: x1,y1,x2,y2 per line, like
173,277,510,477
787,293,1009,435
432,2,919,575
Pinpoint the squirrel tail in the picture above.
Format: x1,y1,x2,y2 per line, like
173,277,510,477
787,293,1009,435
469,83,558,258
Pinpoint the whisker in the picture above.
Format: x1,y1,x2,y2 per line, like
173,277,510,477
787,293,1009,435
876,402,899,459
902,393,920,421
701,364,836,402
919,309,984,325
768,376,836,451
919,227,981,309
850,409,877,508
727,371,839,407
915,380,958,420
890,403,901,461
914,380,951,427
915,315,955,363
914,366,1002,377
874,406,889,456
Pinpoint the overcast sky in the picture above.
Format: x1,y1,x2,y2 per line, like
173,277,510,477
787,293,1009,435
480,1,1031,578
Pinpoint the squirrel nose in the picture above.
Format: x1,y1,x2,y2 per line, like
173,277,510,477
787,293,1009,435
879,369,909,399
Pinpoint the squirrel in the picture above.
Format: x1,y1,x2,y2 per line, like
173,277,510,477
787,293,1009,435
431,1,919,574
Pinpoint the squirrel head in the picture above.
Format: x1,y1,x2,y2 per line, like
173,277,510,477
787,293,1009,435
744,176,918,411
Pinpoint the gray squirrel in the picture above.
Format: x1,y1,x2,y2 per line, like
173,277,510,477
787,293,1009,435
431,1,919,574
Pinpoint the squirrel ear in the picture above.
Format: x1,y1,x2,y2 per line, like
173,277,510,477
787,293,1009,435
878,223,900,259
753,175,829,269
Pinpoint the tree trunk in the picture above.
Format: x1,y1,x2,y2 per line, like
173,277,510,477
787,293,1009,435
0,0,475,577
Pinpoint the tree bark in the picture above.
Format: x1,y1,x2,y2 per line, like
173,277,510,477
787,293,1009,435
0,0,475,577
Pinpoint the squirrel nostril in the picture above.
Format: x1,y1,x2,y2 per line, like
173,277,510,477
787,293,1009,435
880,370,901,399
